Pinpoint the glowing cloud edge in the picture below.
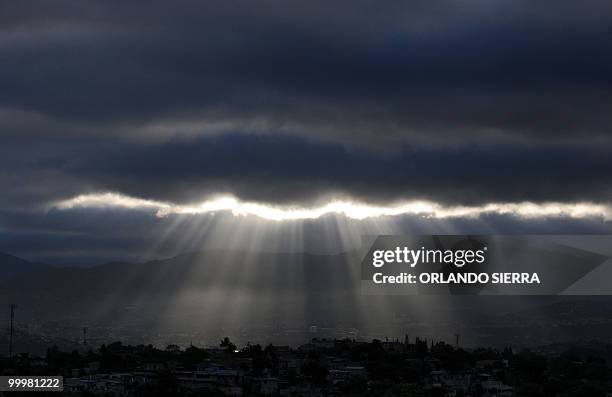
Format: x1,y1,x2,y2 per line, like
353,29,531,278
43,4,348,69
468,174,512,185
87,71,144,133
53,192,612,222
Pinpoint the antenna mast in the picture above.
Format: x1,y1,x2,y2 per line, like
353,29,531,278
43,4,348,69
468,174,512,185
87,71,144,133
8,304,16,359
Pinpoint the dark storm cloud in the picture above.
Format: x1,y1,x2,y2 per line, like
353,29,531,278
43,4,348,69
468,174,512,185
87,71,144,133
1,0,612,147
60,135,612,206
2,133,611,210
1,0,612,212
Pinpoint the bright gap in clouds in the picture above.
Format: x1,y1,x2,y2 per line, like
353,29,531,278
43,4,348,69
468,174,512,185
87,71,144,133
54,192,612,221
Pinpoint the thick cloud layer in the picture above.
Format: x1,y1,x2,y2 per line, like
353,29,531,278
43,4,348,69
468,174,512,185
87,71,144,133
1,1,612,262
2,0,612,146
30,135,612,206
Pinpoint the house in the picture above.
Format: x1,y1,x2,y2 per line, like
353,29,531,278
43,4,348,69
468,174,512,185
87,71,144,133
251,377,279,395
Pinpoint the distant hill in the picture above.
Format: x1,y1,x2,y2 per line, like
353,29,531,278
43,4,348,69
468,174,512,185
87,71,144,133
0,250,361,294
2,251,612,349
0,328,82,356
0,250,364,323
0,252,48,281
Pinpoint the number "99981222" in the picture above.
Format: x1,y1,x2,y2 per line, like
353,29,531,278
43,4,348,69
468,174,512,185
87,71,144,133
0,376,63,391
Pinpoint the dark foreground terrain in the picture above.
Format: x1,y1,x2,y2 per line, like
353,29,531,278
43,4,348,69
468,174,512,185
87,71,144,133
2,337,612,396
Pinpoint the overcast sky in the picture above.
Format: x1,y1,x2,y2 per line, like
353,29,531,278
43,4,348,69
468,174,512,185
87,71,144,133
1,1,612,264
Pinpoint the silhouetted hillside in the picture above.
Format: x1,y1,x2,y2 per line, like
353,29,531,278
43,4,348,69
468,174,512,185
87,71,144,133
3,251,612,349
0,252,47,281
0,251,363,324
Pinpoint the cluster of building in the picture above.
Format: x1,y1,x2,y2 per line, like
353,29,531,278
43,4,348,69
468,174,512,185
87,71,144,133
430,370,514,397
59,338,516,396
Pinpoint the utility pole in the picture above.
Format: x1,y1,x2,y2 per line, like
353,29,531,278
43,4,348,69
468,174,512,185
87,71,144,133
83,327,88,346
9,304,16,359
455,333,460,347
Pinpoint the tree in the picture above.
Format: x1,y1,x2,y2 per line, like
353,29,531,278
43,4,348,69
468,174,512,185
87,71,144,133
220,337,236,353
